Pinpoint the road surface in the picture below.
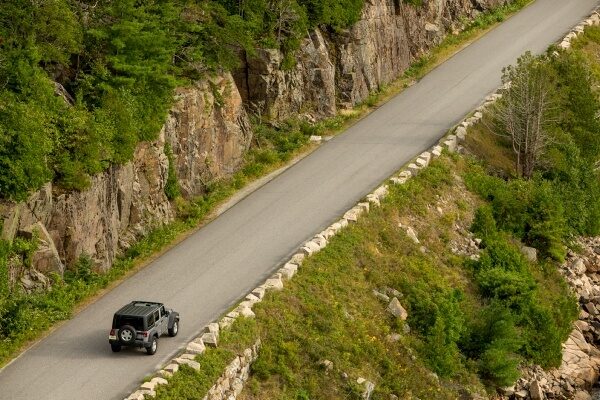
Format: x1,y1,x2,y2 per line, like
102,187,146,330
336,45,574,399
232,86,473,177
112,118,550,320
0,0,598,398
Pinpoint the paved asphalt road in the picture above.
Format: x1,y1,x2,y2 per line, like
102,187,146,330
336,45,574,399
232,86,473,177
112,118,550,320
1,1,599,399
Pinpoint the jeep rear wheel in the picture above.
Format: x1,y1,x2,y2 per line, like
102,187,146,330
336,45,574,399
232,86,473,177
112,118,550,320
168,320,179,337
111,343,121,352
119,325,136,345
146,337,157,355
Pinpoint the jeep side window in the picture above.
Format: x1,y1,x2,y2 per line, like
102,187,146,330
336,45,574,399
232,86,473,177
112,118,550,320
160,306,165,317
153,310,160,324
148,313,155,328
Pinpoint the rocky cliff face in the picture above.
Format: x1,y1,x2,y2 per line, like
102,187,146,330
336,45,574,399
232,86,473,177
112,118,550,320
0,73,251,276
234,0,509,121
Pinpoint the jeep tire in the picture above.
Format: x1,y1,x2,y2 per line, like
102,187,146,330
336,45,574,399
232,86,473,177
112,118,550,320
168,320,179,337
119,325,136,345
111,343,122,352
146,336,157,355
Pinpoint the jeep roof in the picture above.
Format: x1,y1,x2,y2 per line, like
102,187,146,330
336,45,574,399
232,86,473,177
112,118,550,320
115,301,164,317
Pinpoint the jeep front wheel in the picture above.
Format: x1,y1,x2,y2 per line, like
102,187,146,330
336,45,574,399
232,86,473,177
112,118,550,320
168,320,179,337
146,337,157,355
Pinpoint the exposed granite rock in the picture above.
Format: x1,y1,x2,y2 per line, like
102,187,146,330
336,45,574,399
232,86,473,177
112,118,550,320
235,29,336,121
0,73,251,273
234,0,510,120
164,74,252,198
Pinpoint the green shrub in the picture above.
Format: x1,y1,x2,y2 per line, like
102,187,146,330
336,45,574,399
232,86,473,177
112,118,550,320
478,343,521,387
460,304,522,387
64,254,99,285
471,205,498,241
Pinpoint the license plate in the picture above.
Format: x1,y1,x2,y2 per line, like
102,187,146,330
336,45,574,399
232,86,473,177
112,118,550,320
109,335,117,340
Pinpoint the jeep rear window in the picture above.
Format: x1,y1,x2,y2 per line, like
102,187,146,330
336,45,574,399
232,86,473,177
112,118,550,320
113,315,144,330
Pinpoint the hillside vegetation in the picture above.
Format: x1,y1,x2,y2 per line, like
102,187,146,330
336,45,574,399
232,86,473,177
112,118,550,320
151,27,600,399
0,0,365,200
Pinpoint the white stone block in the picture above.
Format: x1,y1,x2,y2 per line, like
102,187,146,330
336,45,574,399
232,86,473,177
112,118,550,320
164,364,179,374
174,357,201,370
264,276,284,291
407,163,421,176
204,322,219,334
238,306,255,318
251,286,266,299
415,157,428,168
201,332,218,347
186,340,206,355
366,194,380,207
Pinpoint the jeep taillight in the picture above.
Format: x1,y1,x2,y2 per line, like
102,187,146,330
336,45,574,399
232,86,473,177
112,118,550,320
142,331,148,337
110,329,116,335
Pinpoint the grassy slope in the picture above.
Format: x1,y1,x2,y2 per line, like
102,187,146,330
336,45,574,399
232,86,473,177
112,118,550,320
153,153,574,399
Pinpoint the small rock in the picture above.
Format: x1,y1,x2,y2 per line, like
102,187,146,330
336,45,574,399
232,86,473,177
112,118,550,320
573,259,587,275
584,302,598,316
500,386,515,396
373,290,390,303
290,253,306,265
515,389,529,399
387,297,408,320
384,287,402,298
529,379,545,400
521,246,537,262
386,333,401,343
319,360,334,371
405,227,420,244
361,380,375,400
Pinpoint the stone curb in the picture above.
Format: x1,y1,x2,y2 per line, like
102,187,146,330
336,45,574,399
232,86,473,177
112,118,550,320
124,9,600,400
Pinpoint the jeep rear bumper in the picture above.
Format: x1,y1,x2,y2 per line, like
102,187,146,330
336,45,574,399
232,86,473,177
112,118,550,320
109,338,151,348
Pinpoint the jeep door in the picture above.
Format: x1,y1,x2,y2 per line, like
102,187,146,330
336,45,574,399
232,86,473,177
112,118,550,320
159,306,168,335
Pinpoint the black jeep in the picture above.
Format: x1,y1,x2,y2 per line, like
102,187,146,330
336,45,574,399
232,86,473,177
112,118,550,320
109,301,180,355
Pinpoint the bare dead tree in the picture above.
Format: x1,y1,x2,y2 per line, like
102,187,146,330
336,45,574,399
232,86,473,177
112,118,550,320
489,52,558,179
268,0,301,44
